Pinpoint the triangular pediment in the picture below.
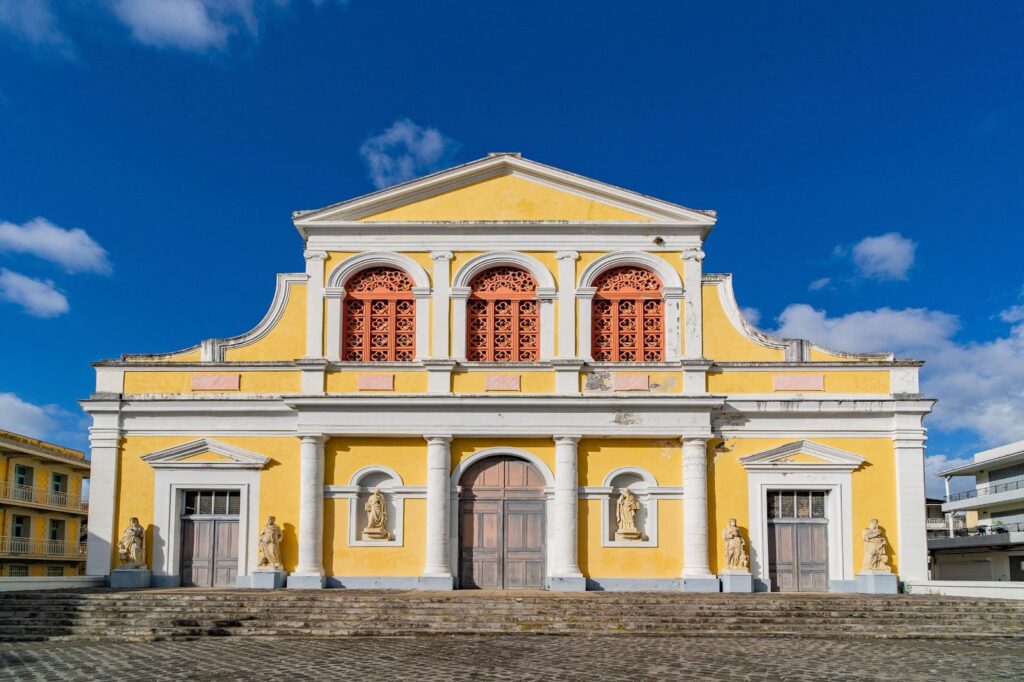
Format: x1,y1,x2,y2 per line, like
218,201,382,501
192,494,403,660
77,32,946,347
141,438,270,470
293,154,717,226
739,440,866,472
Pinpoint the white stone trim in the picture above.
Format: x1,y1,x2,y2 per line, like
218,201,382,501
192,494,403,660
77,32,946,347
294,434,326,580
424,435,454,582
578,251,683,290
682,438,713,578
681,248,704,360
556,251,579,358
339,466,406,547
303,250,328,358
595,467,662,548
82,402,120,577
738,440,866,473
197,273,308,362
141,438,271,469
893,413,929,581
430,251,454,358
576,287,597,362
451,251,557,290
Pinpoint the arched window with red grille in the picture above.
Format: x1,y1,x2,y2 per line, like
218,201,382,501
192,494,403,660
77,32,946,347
592,266,664,362
467,267,539,362
342,267,416,362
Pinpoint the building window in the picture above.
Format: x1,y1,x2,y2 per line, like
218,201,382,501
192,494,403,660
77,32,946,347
183,490,241,516
50,473,68,493
46,566,64,577
767,490,827,519
592,266,664,362
8,565,28,577
467,267,539,361
342,267,416,362
11,515,30,538
48,519,66,542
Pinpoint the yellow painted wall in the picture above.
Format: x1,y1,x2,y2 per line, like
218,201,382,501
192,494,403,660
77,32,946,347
580,371,682,394
707,437,900,574
324,498,427,577
357,174,653,223
703,284,784,362
122,371,301,394
224,283,307,361
324,370,428,393
450,438,556,480
451,371,555,394
326,437,427,487
707,371,891,394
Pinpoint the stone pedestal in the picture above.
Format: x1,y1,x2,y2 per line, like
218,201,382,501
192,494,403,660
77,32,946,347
287,573,325,589
615,530,642,542
856,572,898,594
681,576,721,593
417,575,456,590
249,569,287,589
110,569,151,589
720,572,753,593
548,575,587,592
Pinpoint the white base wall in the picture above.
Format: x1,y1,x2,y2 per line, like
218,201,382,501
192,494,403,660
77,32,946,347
905,580,1024,600
0,576,105,592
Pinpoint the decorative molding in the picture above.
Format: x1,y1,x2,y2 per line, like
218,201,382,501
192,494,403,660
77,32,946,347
451,251,557,289
681,247,705,262
326,251,431,289
739,440,866,472
141,438,271,470
578,251,683,289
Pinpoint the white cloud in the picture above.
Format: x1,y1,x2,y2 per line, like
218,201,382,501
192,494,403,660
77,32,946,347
924,453,975,498
110,0,240,51
772,304,1024,444
0,0,75,57
850,232,916,281
0,392,87,447
0,268,69,317
360,118,456,189
0,217,111,274
808,277,830,291
740,306,761,327
1000,305,1024,324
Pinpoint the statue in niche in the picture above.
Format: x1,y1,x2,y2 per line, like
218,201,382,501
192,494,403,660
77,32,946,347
362,489,392,541
615,488,642,541
256,516,283,569
117,517,146,569
722,518,749,572
862,518,891,573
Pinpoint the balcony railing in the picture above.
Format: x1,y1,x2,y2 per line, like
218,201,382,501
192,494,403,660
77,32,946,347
928,521,1024,539
0,536,87,560
0,481,88,512
946,477,1024,503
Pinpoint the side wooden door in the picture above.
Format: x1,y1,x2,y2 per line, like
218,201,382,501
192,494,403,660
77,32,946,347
503,499,544,589
459,500,502,589
212,520,239,587
180,519,213,587
768,522,828,592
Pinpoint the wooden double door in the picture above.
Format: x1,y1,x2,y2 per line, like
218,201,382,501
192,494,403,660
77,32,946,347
768,521,828,592
180,490,240,587
459,456,545,589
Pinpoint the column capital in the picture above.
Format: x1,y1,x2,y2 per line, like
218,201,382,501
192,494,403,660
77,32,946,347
575,286,597,300
450,286,471,300
537,287,558,302
681,247,705,262
412,286,433,299
553,435,582,445
424,434,453,445
556,250,580,261
431,250,454,261
681,436,710,448
662,286,684,300
303,249,329,262
297,433,326,445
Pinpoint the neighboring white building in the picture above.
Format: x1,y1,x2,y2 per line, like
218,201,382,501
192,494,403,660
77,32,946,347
932,439,1024,581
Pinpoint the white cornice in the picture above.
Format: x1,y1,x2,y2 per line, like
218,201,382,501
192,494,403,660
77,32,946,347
739,440,866,473
141,438,271,470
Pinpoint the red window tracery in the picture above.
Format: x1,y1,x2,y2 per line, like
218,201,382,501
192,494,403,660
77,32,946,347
467,267,539,362
592,266,664,362
342,267,415,362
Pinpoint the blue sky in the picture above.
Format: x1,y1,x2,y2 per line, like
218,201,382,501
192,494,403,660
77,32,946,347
1,1,1022,496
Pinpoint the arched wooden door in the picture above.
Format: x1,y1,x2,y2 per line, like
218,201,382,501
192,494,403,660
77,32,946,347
458,456,545,589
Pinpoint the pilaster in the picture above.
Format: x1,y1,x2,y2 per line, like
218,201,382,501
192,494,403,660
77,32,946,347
82,399,122,578
682,247,705,360
893,406,932,582
450,287,471,361
575,287,597,362
430,251,454,358
556,251,579,358
303,250,328,359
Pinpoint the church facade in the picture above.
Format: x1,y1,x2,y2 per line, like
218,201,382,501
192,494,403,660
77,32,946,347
82,154,933,592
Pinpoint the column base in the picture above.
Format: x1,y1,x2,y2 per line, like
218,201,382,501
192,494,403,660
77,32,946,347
110,569,151,589
681,575,720,593
287,573,325,589
247,569,288,589
547,575,587,592
720,572,753,593
418,575,456,590
856,572,898,594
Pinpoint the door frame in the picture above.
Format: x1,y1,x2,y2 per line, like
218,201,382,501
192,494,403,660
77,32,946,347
449,447,555,586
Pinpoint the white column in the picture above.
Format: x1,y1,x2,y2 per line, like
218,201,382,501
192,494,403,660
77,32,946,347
894,417,930,581
944,477,954,538
538,288,557,360
663,287,684,361
324,287,345,362
551,435,585,590
556,251,579,358
450,288,471,361
83,402,121,577
682,437,717,590
575,288,597,361
290,434,325,588
422,435,454,588
303,250,328,359
430,251,453,358
682,247,705,359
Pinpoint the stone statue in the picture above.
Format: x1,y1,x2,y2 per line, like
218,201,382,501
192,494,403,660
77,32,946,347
862,518,890,573
615,488,642,541
362,489,392,541
722,518,749,572
117,517,146,569
256,516,283,569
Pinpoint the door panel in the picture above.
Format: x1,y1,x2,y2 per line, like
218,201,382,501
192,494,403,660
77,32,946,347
768,524,796,592
181,519,213,588
503,500,544,589
769,522,828,592
797,524,828,592
213,520,239,587
459,500,502,589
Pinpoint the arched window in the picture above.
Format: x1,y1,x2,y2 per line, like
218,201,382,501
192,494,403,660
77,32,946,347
467,267,538,361
592,266,663,362
343,267,415,362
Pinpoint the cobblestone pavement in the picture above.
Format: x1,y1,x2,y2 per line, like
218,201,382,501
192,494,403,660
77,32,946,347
1,636,1022,681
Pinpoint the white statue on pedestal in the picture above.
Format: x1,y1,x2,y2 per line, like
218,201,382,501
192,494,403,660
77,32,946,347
117,517,146,569
257,516,283,569
722,518,749,572
862,518,890,573
615,489,642,541
362,489,392,541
